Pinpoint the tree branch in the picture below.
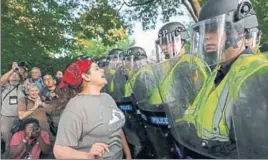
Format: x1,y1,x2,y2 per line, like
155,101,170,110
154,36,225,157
188,0,201,17
182,0,198,22
122,0,155,7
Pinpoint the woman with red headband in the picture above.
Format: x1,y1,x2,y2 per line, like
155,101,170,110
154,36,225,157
53,58,131,159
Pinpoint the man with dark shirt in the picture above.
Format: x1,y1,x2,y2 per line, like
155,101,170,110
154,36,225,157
40,74,57,101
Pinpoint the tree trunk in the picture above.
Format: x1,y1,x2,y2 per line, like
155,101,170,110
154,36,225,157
182,0,202,22
182,0,198,22
188,0,201,17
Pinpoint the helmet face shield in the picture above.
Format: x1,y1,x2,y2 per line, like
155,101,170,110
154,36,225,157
97,58,108,68
191,14,246,66
125,47,147,70
245,29,260,49
124,54,135,71
157,30,184,59
107,53,119,66
106,49,124,69
107,53,124,69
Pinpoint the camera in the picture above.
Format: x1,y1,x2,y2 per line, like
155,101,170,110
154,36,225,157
43,91,59,101
32,123,41,135
12,61,27,71
18,61,26,67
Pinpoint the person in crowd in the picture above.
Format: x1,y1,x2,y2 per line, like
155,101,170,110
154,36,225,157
40,74,57,101
8,118,50,159
1,62,25,153
39,74,59,145
17,84,51,135
53,58,131,159
55,71,63,86
24,67,44,93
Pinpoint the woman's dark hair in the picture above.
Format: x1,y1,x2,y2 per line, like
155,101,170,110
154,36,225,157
22,118,40,130
45,85,80,117
47,60,92,117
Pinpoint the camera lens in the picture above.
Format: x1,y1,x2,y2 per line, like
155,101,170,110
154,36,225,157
18,61,26,67
32,124,41,133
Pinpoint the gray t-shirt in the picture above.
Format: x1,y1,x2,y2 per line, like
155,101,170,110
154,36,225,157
55,93,126,159
1,84,25,116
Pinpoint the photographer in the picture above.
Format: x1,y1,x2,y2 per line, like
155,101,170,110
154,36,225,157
40,74,59,142
1,62,25,152
8,118,50,159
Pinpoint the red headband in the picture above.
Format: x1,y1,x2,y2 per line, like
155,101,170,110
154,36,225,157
58,59,93,89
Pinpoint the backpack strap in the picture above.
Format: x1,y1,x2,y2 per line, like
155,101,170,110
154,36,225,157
2,84,19,102
21,138,37,159
24,97,28,110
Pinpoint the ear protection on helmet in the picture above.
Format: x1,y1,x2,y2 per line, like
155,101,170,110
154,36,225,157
225,0,253,49
235,0,253,21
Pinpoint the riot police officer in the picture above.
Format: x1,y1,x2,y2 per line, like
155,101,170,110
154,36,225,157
104,48,125,99
156,22,190,60
104,48,151,158
153,22,190,82
96,56,109,69
126,45,182,158
96,56,109,93
122,46,155,159
151,20,210,158
173,0,268,158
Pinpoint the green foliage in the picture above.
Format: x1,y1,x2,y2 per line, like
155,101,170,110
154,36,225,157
122,0,268,44
1,52,74,76
199,0,206,6
2,0,267,75
1,37,134,75
122,0,185,30
77,1,127,46
1,0,131,75
252,0,268,44
74,37,135,59
184,41,191,53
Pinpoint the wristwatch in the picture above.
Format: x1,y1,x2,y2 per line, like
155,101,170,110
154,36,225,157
22,138,28,143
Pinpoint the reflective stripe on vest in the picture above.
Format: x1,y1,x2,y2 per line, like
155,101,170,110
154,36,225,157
178,54,268,141
149,62,172,105
124,66,154,97
160,55,210,103
106,69,116,93
123,62,171,105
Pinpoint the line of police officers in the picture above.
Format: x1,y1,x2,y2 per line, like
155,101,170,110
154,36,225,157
96,0,268,158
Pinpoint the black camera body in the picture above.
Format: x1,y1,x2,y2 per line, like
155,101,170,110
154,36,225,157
30,123,41,139
13,61,27,71
18,61,27,67
42,90,59,101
